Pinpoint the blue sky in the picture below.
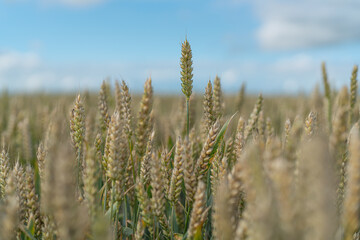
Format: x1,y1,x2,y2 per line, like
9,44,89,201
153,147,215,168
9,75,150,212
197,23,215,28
0,0,360,94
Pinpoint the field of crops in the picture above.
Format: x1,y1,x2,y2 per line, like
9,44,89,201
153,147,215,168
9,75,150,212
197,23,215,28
0,40,359,240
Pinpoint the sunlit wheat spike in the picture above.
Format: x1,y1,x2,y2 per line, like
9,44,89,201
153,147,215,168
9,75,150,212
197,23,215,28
297,137,337,240
114,125,129,202
203,79,215,135
1,170,19,240
41,215,57,240
0,149,10,200
19,117,32,162
213,178,236,240
125,152,135,202
267,156,295,239
196,120,221,180
25,166,43,238
284,116,303,163
350,65,358,125
37,142,46,182
102,131,110,173
161,148,172,197
304,111,317,137
322,62,332,132
14,162,27,225
168,136,184,203
264,137,282,165
105,111,128,201
115,80,121,112
187,181,207,239
234,219,248,240
135,77,153,160
177,201,187,230
238,142,280,240
53,141,89,240
330,87,350,209
210,149,223,196
258,110,265,141
151,152,165,217
183,138,196,204
94,132,103,172
121,80,133,140
227,155,247,235
322,62,331,102
140,130,155,188
98,80,110,134
180,38,193,99
70,94,86,197
134,217,145,240
244,94,263,142
213,75,224,119
265,117,274,142
235,117,245,158
190,127,202,161
158,214,171,239
135,180,153,233
343,126,360,240
106,111,122,181
225,138,236,169
41,117,62,214
85,110,96,144
283,119,291,149
84,145,98,220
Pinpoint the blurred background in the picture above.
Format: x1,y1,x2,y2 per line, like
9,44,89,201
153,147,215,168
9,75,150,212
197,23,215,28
0,0,359,94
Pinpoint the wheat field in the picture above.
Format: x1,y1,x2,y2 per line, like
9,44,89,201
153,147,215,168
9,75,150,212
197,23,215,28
0,40,359,240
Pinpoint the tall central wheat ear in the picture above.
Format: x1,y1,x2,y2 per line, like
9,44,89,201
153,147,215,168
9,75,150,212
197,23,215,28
180,38,193,100
180,38,193,137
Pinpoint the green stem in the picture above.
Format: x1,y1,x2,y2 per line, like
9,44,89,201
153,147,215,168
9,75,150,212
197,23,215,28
186,98,190,138
170,206,175,240
110,180,115,222
103,177,108,212
77,149,83,198
115,207,119,239
124,196,128,227
184,200,191,234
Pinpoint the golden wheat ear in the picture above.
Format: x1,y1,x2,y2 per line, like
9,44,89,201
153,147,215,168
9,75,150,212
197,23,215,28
180,38,193,100
187,180,206,240
135,78,153,161
213,75,224,119
342,125,360,240
350,65,358,125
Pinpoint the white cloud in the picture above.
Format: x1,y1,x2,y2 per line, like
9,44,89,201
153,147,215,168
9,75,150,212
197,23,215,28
271,54,315,73
225,0,360,50
0,51,40,73
221,69,238,84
